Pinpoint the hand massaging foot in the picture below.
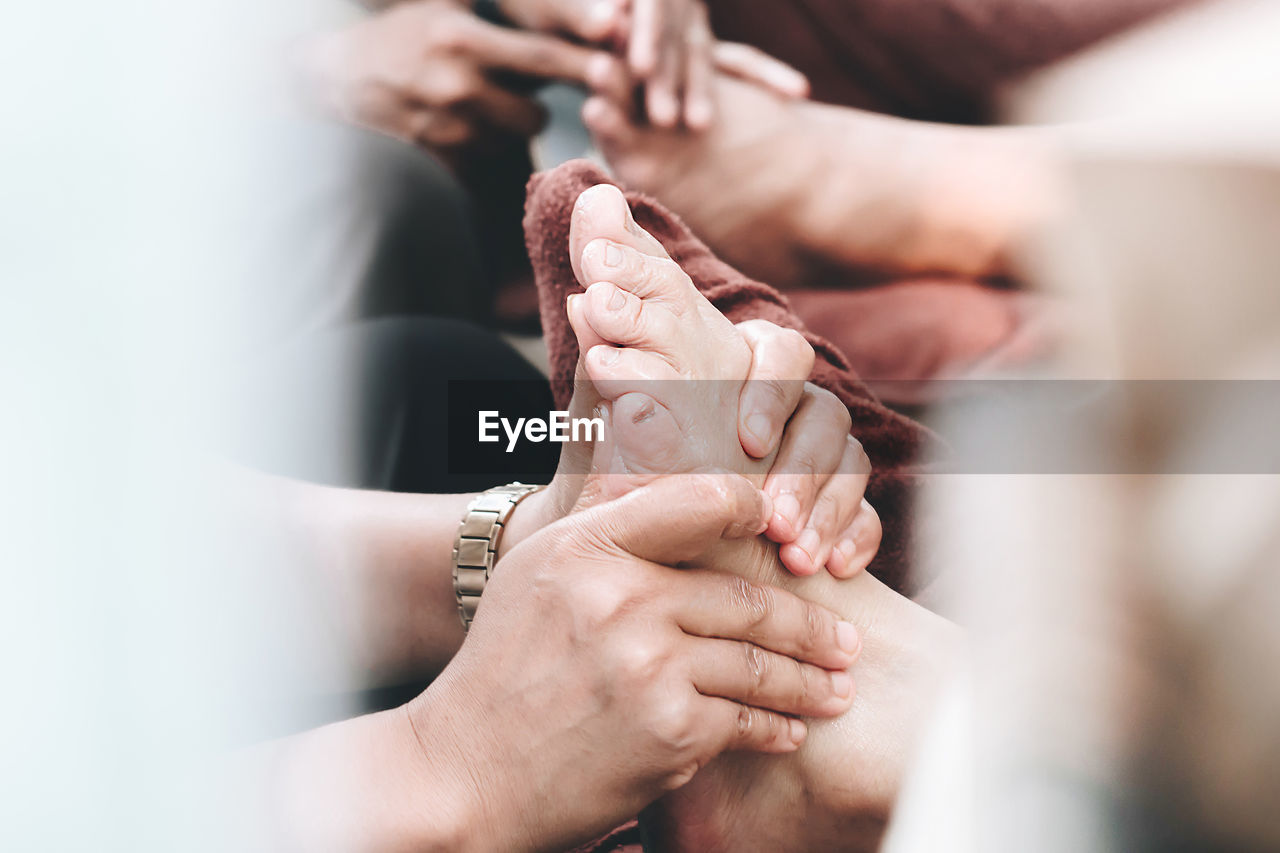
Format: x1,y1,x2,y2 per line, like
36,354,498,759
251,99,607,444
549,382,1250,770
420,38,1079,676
566,184,963,852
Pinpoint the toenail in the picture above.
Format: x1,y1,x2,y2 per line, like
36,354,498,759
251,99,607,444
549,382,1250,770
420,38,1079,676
773,494,800,533
838,538,856,563
606,285,627,311
830,671,853,700
603,241,624,269
836,621,858,655
795,528,820,560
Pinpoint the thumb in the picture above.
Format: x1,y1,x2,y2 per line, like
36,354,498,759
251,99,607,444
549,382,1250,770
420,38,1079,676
576,470,771,566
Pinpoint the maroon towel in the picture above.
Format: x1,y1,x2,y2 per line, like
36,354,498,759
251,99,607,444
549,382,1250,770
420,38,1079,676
524,159,936,596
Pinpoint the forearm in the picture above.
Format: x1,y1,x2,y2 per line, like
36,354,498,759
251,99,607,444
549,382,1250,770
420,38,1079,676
243,472,552,683
243,707,475,852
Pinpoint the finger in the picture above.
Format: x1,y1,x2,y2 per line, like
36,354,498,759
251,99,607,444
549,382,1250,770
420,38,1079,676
736,322,815,459
465,18,609,85
579,471,771,564
762,389,852,548
781,439,870,576
629,0,661,77
463,82,548,138
673,570,860,670
682,3,715,129
574,0,626,43
585,52,632,104
407,108,476,150
713,42,810,99
828,498,882,579
690,639,854,718
645,15,682,128
705,697,807,754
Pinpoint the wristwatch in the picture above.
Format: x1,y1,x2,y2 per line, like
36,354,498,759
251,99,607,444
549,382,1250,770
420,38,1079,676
452,482,544,631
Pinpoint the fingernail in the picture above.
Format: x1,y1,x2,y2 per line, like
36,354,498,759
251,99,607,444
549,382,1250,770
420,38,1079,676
594,346,621,366
836,621,859,655
838,538,856,564
606,284,626,311
794,528,820,561
830,671,853,700
603,241,624,269
566,293,579,315
788,718,807,745
745,413,773,448
773,494,800,533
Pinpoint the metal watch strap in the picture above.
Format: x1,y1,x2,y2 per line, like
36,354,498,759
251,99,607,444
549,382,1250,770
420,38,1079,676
452,482,543,631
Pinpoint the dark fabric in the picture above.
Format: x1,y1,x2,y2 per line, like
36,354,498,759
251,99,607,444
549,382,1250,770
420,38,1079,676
705,0,1196,122
524,159,936,597
238,316,556,495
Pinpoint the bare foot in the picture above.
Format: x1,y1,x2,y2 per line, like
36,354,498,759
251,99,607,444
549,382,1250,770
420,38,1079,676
583,76,1058,287
566,184,962,852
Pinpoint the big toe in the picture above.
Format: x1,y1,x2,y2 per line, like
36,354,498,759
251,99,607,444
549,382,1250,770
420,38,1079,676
570,183,668,284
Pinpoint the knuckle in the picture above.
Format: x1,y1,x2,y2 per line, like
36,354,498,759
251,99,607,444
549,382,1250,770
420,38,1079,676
613,636,668,685
756,377,792,410
813,388,852,434
735,703,758,741
662,760,702,792
433,16,474,52
803,600,826,655
742,643,770,698
685,472,736,514
647,693,696,752
571,575,636,630
429,69,474,106
729,576,774,632
779,327,812,358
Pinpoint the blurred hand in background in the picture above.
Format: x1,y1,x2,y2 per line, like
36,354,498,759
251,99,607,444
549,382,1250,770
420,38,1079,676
296,0,627,166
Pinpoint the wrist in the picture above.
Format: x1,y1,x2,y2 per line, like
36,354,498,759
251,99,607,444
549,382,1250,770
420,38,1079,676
401,682,516,852
496,484,556,560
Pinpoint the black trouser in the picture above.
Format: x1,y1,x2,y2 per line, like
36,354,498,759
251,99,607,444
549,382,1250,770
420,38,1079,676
241,316,557,495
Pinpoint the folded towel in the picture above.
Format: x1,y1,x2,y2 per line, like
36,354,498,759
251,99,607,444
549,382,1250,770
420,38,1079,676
524,159,936,596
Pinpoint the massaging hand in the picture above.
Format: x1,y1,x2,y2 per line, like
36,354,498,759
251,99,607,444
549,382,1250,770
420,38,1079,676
296,0,627,163
735,320,881,579
497,0,810,128
409,473,860,851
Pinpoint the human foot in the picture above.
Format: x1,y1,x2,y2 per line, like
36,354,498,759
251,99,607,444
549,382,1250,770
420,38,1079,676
584,76,1058,286
565,185,963,851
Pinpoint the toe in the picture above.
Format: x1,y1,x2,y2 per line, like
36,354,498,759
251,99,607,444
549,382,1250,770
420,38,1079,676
581,280,683,353
581,239,694,306
570,184,669,285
